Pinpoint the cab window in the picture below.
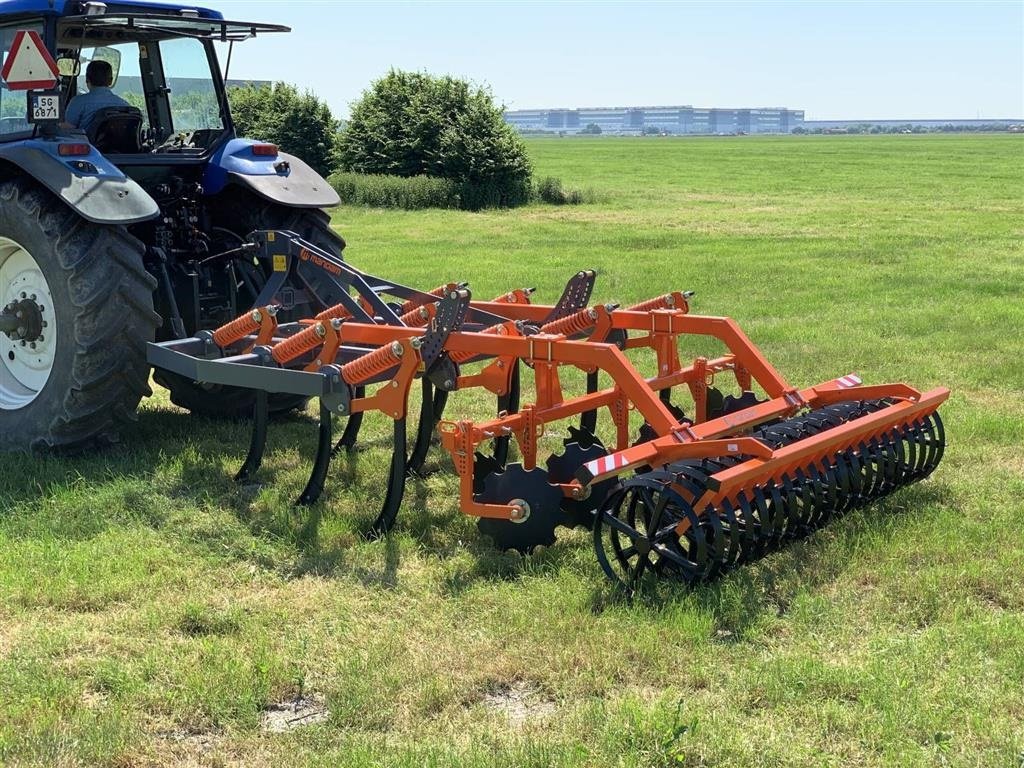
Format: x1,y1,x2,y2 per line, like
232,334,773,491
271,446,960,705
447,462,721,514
71,41,149,132
161,37,223,134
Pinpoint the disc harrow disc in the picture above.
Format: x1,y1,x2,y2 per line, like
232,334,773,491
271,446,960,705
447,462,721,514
476,464,563,554
546,426,616,529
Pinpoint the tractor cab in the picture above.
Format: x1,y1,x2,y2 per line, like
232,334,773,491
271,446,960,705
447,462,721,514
50,10,288,155
0,4,286,155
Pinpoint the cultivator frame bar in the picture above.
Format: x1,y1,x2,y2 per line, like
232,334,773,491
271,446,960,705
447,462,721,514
148,230,948,588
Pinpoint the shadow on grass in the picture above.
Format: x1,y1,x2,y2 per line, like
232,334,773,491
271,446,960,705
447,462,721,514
3,403,953,608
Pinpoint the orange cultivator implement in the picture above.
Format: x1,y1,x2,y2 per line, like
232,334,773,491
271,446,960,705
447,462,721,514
149,231,948,588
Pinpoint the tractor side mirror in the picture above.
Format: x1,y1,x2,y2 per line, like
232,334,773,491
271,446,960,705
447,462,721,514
89,46,121,87
57,58,80,78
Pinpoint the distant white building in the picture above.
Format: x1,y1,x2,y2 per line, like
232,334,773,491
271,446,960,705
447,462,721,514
504,105,805,134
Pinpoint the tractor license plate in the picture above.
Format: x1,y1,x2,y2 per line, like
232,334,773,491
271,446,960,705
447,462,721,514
27,91,61,123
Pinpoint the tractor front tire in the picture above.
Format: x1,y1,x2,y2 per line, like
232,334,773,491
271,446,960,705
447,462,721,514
153,193,345,420
0,179,158,452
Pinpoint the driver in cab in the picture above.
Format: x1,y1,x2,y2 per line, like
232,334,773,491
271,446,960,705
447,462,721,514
65,60,131,134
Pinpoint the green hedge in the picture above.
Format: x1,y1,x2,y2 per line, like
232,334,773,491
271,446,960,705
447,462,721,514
328,172,461,210
330,172,592,211
337,70,532,210
534,176,596,205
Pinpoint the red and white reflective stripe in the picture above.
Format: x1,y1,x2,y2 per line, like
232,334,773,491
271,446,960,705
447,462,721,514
585,452,629,477
836,373,862,389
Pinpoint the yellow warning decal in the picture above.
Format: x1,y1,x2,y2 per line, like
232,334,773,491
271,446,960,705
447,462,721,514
267,231,276,242
273,254,287,272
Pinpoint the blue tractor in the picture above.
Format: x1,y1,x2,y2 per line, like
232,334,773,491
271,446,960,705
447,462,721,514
0,0,344,451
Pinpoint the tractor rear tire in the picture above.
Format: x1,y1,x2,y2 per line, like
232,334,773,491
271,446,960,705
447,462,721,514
0,179,158,453
153,193,345,420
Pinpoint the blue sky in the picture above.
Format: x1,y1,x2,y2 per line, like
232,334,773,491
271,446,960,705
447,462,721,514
204,1,1023,120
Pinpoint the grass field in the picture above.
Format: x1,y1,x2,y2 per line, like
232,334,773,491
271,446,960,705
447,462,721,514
2,134,1023,767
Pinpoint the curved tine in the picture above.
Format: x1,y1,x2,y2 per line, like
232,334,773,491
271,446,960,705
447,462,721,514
614,488,646,570
734,491,763,563
924,410,946,477
668,461,707,504
675,506,709,580
767,480,790,542
594,520,631,587
431,385,449,424
674,463,722,579
367,418,408,539
790,465,817,532
889,425,909,488
333,385,365,456
298,401,334,506
875,432,896,496
829,451,854,517
752,484,780,548
823,454,847,520
875,433,897,497
875,430,897,495
796,416,830,528
579,370,599,434
593,488,630,583
842,447,863,509
794,466,818,532
407,378,435,477
699,503,726,579
859,438,881,501
235,389,268,482
778,473,807,537
717,498,743,569
905,419,926,480
916,415,939,478
818,456,842,524
888,423,911,485
493,360,520,468
808,461,832,528
801,461,828,530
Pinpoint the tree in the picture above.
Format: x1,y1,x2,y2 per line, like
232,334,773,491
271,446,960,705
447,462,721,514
580,123,602,135
228,83,341,177
337,70,532,209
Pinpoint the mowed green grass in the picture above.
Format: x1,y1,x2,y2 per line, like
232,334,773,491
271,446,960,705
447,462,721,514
2,134,1023,767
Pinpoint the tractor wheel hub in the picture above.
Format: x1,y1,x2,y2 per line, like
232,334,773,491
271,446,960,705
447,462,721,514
1,297,45,343
0,238,56,410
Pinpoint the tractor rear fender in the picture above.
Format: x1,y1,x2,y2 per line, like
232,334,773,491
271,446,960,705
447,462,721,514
0,140,159,225
203,138,340,209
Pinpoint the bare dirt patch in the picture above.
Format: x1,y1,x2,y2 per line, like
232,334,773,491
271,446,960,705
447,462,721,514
259,695,329,733
480,681,556,727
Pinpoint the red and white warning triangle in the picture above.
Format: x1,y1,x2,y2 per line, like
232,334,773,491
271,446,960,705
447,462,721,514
1,30,59,90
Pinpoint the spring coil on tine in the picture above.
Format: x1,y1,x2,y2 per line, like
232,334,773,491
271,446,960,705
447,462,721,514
399,284,454,314
627,292,683,313
341,341,405,385
540,306,599,337
271,322,327,364
315,303,353,322
399,303,435,327
644,400,946,584
212,308,263,348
